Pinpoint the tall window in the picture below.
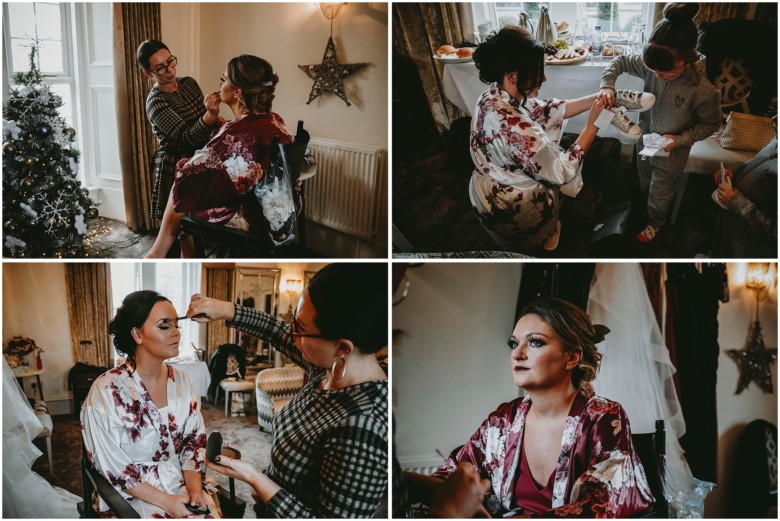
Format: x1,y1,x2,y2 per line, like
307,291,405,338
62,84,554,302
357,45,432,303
581,3,646,33
109,263,202,365
483,2,650,36
3,2,76,128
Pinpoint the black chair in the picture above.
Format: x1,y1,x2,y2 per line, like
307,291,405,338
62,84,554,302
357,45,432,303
632,420,668,518
180,120,311,258
697,19,777,117
728,419,777,517
77,445,246,518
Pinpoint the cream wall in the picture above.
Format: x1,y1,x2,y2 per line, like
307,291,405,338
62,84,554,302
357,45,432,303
393,263,524,470
3,263,74,416
706,263,778,517
162,2,387,148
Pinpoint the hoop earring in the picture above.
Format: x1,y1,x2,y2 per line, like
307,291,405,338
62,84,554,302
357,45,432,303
331,357,347,383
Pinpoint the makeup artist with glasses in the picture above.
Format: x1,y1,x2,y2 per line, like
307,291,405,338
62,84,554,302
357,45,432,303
137,39,223,233
81,291,211,518
186,263,388,518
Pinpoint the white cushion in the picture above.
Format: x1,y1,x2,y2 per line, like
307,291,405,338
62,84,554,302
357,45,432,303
220,379,254,392
685,134,756,174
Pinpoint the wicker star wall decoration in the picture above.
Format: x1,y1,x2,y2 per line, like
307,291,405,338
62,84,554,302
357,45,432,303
298,36,368,107
726,320,778,394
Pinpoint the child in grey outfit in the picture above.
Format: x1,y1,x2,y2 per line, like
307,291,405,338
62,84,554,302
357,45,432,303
598,2,721,242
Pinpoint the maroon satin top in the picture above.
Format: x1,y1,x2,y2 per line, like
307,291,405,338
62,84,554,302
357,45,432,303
514,438,555,515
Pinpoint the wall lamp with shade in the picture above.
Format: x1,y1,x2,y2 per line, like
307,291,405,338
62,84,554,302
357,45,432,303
726,262,777,394
280,279,304,323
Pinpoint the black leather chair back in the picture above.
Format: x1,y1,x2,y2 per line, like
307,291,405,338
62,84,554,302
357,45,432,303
632,420,668,518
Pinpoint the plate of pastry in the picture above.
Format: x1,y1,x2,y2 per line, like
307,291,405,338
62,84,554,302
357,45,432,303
433,44,475,63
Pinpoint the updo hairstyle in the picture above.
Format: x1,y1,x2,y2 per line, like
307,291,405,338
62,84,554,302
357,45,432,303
472,26,545,106
643,2,700,71
518,298,606,395
108,290,171,360
227,54,277,114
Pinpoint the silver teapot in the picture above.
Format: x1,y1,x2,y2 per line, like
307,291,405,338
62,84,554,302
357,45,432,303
536,6,558,45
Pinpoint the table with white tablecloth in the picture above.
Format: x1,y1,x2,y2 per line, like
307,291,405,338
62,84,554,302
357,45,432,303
170,360,211,399
442,58,644,141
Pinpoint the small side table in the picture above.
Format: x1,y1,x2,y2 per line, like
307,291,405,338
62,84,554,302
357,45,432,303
13,367,45,400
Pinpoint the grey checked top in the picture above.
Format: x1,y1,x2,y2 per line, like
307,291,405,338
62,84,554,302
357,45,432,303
145,76,214,219
227,305,388,518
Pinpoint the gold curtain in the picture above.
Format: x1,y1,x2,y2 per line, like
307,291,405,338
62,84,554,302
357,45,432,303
205,267,234,360
114,3,161,232
694,3,754,24
393,3,465,133
65,264,112,368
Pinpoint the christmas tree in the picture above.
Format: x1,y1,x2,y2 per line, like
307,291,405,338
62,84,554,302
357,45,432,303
2,41,99,258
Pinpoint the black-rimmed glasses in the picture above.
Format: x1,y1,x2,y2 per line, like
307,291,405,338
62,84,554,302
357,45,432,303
152,56,178,76
290,311,329,341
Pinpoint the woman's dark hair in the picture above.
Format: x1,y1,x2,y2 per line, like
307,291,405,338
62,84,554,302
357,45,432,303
643,2,700,71
136,39,169,72
306,263,387,354
227,54,277,114
518,298,606,395
108,290,171,360
472,26,545,106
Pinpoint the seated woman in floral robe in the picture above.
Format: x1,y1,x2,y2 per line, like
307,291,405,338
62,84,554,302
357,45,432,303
427,298,654,517
469,26,606,252
81,291,209,518
146,55,293,258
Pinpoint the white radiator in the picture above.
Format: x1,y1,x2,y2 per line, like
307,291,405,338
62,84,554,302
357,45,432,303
305,138,384,241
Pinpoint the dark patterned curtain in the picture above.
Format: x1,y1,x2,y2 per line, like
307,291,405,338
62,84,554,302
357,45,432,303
392,3,465,133
694,3,754,24
65,263,112,368
113,3,161,231
205,267,234,360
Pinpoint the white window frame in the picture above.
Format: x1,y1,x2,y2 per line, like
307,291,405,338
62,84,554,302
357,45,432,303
3,2,82,167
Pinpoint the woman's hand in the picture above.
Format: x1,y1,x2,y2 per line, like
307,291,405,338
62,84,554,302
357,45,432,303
427,463,492,518
187,490,208,510
203,93,221,126
717,183,739,205
598,87,616,108
585,98,606,129
714,167,734,185
207,455,261,485
187,294,235,322
162,493,194,518
662,134,677,152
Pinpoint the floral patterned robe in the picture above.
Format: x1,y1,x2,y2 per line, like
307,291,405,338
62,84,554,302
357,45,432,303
172,112,293,228
469,84,584,252
432,392,654,518
81,360,207,517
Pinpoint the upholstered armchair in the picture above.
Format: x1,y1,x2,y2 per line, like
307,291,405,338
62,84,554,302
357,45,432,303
255,366,306,432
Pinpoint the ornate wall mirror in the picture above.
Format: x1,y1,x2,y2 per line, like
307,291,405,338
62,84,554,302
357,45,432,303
234,267,281,368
